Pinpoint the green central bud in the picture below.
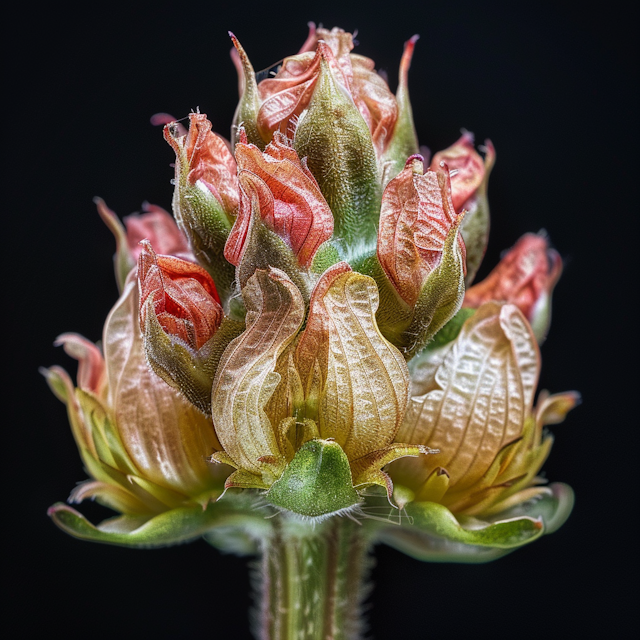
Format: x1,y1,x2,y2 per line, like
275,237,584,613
266,439,361,519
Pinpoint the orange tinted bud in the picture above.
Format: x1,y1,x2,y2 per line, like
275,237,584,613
123,203,191,263
464,233,562,330
378,156,467,305
138,242,222,351
164,112,239,216
225,132,333,268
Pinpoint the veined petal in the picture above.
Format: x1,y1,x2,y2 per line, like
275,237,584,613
164,113,237,304
396,302,540,492
54,333,106,396
464,233,562,342
350,53,398,158
296,268,410,461
123,202,191,262
211,269,305,480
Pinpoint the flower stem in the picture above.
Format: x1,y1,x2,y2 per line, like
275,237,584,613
257,515,371,640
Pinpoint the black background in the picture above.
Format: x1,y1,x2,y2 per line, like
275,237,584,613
7,1,636,638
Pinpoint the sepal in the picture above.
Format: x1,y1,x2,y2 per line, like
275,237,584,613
380,36,420,185
266,439,361,519
230,34,266,148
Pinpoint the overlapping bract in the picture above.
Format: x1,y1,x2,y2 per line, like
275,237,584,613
47,25,575,552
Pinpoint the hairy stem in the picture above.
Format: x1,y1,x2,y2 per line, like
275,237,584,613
256,515,371,640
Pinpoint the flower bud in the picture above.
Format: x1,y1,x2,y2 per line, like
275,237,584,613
225,131,333,280
430,133,495,284
164,113,238,305
376,157,467,357
137,241,237,415
293,43,381,251
464,232,562,342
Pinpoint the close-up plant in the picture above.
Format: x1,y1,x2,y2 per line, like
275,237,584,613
41,25,580,639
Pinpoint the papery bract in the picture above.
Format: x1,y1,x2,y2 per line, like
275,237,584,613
391,302,577,516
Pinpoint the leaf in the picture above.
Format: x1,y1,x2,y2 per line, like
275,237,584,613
48,500,270,548
406,501,543,549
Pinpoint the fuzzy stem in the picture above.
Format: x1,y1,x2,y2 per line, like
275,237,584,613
256,515,371,640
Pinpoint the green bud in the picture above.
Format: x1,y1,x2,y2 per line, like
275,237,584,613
294,51,381,255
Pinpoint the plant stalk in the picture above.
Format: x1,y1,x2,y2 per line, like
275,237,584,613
256,515,371,640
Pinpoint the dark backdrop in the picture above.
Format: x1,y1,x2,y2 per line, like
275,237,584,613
7,1,636,638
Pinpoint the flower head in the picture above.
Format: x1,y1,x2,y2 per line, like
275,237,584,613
47,26,575,554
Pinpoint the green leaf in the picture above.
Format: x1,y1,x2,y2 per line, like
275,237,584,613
490,483,575,535
374,499,546,563
48,499,270,548
406,501,544,548
377,528,514,564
